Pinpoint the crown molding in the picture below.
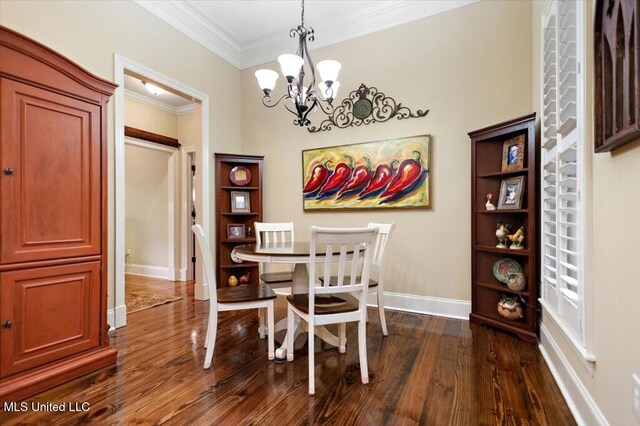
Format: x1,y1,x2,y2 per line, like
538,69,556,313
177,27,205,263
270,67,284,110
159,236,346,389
134,0,479,70
124,89,195,116
241,0,480,69
133,0,242,68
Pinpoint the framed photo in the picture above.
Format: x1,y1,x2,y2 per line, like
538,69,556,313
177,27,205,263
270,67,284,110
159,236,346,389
501,135,525,172
498,176,525,210
230,191,250,213
227,224,246,239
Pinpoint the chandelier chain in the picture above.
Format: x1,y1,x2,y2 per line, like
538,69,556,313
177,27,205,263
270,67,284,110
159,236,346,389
301,0,305,27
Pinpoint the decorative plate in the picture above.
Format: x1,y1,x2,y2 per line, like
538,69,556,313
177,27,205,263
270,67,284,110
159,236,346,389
229,166,251,186
492,258,522,284
230,247,244,263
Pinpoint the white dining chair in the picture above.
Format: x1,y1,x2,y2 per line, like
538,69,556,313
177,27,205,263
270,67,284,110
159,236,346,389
192,224,276,369
254,222,295,337
286,226,378,395
254,221,295,287
320,222,394,336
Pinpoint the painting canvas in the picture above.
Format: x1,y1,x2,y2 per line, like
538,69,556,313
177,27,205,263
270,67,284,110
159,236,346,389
302,135,430,210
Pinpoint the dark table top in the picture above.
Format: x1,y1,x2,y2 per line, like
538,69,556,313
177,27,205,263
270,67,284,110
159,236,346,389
234,242,354,257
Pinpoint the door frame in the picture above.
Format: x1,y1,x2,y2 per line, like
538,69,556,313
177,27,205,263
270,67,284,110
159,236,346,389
124,137,178,280
112,55,211,329
182,148,196,281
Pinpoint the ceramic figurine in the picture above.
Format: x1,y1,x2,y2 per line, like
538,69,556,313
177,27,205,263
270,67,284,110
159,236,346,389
239,271,251,284
485,192,496,210
228,275,238,287
507,226,525,250
495,221,511,248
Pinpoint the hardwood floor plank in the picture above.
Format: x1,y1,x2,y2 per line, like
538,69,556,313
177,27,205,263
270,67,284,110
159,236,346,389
0,276,576,425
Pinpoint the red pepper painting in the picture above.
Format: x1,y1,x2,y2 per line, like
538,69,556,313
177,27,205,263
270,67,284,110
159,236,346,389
337,157,372,199
317,154,354,198
303,160,332,195
302,135,430,210
358,160,398,199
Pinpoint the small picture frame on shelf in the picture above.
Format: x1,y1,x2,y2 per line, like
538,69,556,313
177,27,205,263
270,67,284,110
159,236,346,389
227,223,246,239
501,135,525,172
497,176,525,210
230,191,250,213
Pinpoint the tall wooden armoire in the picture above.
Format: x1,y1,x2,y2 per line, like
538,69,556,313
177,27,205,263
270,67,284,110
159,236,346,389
0,26,117,401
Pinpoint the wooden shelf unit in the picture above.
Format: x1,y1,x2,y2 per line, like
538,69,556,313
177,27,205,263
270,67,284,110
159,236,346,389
468,113,539,343
214,153,264,288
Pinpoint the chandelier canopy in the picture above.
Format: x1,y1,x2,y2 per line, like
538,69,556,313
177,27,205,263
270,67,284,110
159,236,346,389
255,0,341,127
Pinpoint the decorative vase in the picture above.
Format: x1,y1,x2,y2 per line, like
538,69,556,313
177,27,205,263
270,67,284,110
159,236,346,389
228,275,238,287
507,272,526,292
497,296,523,321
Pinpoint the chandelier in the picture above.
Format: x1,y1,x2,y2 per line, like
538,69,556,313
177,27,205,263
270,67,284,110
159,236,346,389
254,0,342,127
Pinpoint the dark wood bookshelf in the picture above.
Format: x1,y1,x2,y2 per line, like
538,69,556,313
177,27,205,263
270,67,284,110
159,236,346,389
214,153,264,287
469,113,538,343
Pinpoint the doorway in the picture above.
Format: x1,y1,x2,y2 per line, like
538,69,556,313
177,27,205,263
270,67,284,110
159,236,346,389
112,55,211,329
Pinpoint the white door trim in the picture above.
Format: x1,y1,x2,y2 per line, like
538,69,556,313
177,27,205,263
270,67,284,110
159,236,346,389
113,55,211,329
182,147,196,282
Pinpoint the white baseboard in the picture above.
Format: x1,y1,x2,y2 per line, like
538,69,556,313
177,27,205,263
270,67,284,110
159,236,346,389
107,304,127,331
539,323,608,426
126,263,171,280
368,290,471,320
176,268,187,281
107,309,115,332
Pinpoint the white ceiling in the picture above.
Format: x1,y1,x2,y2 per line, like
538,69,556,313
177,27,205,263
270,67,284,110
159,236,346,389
124,74,195,114
134,0,480,69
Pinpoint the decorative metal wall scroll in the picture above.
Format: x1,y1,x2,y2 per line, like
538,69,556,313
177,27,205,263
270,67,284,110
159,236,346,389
307,84,429,133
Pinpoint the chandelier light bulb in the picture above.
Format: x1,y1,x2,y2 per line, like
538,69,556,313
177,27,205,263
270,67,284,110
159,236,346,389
278,54,304,81
255,69,279,95
316,60,341,84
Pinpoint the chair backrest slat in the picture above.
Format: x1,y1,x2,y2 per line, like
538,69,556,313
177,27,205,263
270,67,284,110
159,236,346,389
309,226,378,316
368,222,394,267
192,224,218,307
255,222,295,245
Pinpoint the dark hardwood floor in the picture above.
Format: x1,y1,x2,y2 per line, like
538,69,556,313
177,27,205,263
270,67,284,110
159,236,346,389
0,277,575,425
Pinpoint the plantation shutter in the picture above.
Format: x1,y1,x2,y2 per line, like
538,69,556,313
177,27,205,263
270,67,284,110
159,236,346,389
541,0,584,341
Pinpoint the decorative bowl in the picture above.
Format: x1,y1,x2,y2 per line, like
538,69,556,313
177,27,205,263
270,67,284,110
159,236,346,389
507,272,527,292
492,258,523,284
497,296,524,321
230,247,244,263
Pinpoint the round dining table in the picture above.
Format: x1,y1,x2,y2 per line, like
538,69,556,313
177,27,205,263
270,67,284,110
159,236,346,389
234,241,354,361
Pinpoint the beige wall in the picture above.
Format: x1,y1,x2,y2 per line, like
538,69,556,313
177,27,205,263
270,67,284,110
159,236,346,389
125,144,170,268
125,98,178,138
0,0,243,307
241,0,533,301
532,1,640,424
124,98,178,273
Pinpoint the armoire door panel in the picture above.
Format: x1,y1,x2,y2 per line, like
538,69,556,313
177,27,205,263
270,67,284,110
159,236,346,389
0,262,101,377
0,78,101,264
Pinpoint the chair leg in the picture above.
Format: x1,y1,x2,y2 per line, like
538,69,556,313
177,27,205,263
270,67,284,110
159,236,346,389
258,308,266,339
204,312,218,369
308,320,315,395
358,319,369,384
267,302,275,360
338,323,346,353
377,288,388,336
286,305,295,362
